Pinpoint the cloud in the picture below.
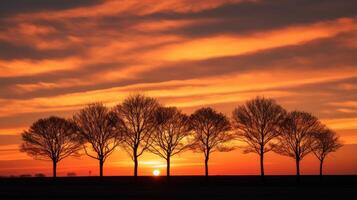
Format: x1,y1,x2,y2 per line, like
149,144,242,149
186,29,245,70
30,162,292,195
155,0,357,37
0,40,82,60
329,101,357,108
0,135,21,145
0,25,355,101
10,0,246,20
322,118,357,130
146,18,357,61
0,0,103,18
0,57,82,77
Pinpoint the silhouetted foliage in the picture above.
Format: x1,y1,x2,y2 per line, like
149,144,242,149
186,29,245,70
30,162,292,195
232,97,286,178
20,116,82,178
74,103,121,177
34,173,46,177
273,111,323,181
19,174,32,178
311,127,343,177
113,94,159,177
67,172,77,177
149,106,192,177
190,107,234,177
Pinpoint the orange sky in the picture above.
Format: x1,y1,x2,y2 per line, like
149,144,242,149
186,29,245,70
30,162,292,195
0,0,356,176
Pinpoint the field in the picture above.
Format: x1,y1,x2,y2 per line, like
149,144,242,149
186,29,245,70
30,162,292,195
0,176,356,200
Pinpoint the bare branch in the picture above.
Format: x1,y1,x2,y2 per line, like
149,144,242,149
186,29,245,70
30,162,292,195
232,97,286,176
189,107,233,176
148,106,192,175
20,116,83,177
311,127,343,161
273,110,324,177
73,102,122,177
113,94,159,176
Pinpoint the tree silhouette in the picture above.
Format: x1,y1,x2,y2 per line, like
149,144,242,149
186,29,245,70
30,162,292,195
190,107,233,177
273,111,323,181
311,127,343,177
232,97,286,179
149,106,192,177
113,94,159,178
20,116,82,178
74,103,121,178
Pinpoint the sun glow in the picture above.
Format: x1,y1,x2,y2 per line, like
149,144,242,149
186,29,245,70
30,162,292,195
152,169,160,176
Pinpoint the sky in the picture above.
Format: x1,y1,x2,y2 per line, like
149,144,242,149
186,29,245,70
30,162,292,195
0,0,356,177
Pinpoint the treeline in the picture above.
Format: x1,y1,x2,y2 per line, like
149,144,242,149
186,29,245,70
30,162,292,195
20,94,342,180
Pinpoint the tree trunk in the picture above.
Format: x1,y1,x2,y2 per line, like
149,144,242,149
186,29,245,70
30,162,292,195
52,160,57,178
205,155,209,177
99,158,104,178
319,158,324,177
134,156,138,178
296,158,300,183
260,148,265,179
166,157,170,177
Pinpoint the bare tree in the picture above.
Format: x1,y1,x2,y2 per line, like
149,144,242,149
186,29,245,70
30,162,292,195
190,107,233,177
232,97,286,179
311,127,343,177
273,111,323,181
20,116,82,178
149,106,192,177
113,94,159,177
74,103,121,177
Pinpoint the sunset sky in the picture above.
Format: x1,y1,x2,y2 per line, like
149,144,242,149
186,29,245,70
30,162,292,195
0,0,356,177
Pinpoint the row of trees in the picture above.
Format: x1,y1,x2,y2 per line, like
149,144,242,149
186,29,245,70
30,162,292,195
20,95,342,179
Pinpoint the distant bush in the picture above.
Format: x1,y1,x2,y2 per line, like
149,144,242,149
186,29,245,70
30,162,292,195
34,173,46,177
20,174,32,178
67,172,77,177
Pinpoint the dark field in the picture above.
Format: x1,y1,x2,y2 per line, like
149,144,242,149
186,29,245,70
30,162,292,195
0,176,356,200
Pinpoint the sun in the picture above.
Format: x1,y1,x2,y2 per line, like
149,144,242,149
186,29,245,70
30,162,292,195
152,169,160,176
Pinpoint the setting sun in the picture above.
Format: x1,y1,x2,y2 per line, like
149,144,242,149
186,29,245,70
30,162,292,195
153,170,160,176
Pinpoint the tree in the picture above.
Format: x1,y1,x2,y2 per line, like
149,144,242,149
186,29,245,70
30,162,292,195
190,107,234,177
20,116,82,178
74,103,121,177
232,97,286,179
149,106,192,177
311,127,343,177
113,94,159,177
273,111,323,181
